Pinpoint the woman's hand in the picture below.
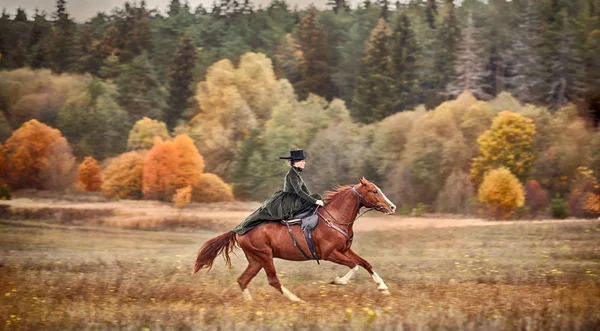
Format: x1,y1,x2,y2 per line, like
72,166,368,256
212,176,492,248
315,200,324,206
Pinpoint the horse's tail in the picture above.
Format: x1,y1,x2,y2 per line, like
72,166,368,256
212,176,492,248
192,231,237,274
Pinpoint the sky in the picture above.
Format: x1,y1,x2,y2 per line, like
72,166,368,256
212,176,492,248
1,0,365,22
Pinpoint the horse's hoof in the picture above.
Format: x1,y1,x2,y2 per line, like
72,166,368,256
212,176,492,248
332,277,347,285
242,289,253,301
379,289,391,295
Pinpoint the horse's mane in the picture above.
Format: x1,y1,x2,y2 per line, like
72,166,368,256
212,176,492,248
323,185,353,204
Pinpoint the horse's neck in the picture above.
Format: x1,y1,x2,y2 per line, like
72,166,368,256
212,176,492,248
327,188,360,228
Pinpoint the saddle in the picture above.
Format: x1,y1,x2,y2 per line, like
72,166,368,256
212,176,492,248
280,207,320,264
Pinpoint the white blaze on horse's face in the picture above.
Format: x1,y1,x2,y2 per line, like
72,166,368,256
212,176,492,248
373,183,396,214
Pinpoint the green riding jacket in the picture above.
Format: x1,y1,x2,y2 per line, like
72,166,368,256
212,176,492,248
232,167,322,235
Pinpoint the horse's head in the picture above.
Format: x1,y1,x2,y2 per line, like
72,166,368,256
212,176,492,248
353,177,396,215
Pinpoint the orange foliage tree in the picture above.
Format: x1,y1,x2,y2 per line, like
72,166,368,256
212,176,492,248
3,119,74,189
192,173,234,203
173,134,205,189
102,151,145,199
173,185,192,208
77,156,103,191
143,138,178,201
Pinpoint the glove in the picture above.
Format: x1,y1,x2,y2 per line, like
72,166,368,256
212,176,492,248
315,200,324,206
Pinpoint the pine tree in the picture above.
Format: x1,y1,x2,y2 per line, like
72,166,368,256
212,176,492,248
506,0,544,104
168,0,182,17
426,0,438,29
446,12,489,99
433,0,460,102
50,0,77,73
391,11,419,111
11,39,27,68
294,7,336,100
328,0,348,14
165,32,197,130
380,0,390,20
15,8,27,22
351,18,395,123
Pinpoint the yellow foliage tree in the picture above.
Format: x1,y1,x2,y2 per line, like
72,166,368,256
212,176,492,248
77,156,103,191
127,117,170,151
102,151,145,199
471,111,536,187
173,185,192,208
173,134,204,189
478,167,525,219
192,173,234,203
3,119,74,189
142,138,177,201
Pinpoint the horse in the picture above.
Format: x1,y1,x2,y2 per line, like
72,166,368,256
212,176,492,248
192,177,397,302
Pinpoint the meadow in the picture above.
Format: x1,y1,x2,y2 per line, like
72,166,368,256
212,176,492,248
1,200,600,330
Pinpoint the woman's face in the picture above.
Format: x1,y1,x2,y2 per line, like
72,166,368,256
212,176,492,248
293,160,306,169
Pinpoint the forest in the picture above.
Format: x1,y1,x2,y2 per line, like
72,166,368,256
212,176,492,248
0,0,599,218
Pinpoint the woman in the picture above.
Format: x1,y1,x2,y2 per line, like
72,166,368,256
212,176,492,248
232,149,324,235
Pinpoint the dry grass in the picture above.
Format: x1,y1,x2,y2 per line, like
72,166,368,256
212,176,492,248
1,216,599,330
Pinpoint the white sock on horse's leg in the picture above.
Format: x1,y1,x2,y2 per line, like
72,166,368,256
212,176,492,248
334,266,359,285
281,286,303,302
371,271,390,294
242,288,252,301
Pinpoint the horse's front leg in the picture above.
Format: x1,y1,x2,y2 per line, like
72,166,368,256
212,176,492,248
345,249,390,294
326,250,390,295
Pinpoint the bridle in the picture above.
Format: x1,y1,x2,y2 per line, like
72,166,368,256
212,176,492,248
315,185,388,249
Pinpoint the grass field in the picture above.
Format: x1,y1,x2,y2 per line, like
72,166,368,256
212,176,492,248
1,208,600,330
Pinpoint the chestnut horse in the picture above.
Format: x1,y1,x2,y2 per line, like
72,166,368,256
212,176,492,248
192,177,396,302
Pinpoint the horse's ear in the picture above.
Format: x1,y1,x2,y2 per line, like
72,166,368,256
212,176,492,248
359,177,367,184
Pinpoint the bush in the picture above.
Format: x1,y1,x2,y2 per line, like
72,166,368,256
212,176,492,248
77,156,103,191
477,167,525,220
524,180,548,218
192,173,234,203
0,185,11,200
173,185,192,208
415,203,429,216
550,195,568,219
102,151,144,199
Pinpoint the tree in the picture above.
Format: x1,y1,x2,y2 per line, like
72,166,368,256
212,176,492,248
142,138,178,201
4,120,73,190
524,179,548,218
328,0,349,14
50,0,77,73
173,134,205,189
165,33,197,130
351,18,395,123
471,111,536,187
294,7,335,100
426,0,438,29
127,117,170,151
102,151,144,199
77,156,103,191
117,52,167,120
433,0,461,102
478,167,525,220
391,11,420,112
447,12,489,99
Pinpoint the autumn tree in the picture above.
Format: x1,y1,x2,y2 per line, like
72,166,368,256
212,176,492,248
3,119,74,190
471,111,536,187
127,117,170,151
524,180,548,218
478,167,525,220
173,134,205,189
142,138,178,201
77,156,103,191
192,173,234,202
102,151,144,199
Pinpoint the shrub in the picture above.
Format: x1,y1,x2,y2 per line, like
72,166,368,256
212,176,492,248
477,167,525,220
550,195,568,219
102,151,144,199
0,185,11,200
77,157,103,191
192,173,234,203
173,185,192,208
127,117,170,151
142,138,178,201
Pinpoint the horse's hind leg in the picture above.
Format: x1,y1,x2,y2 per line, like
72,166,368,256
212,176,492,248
261,256,303,302
346,249,390,295
237,256,262,301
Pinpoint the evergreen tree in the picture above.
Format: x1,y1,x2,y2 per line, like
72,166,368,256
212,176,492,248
328,0,348,14
11,39,27,68
506,0,544,104
380,0,390,20
117,52,167,120
294,7,336,100
165,32,197,130
50,0,77,73
433,0,460,102
391,11,420,111
168,0,182,17
351,18,395,123
426,0,438,29
15,8,27,22
447,12,489,99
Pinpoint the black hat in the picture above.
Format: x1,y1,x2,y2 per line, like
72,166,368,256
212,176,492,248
279,149,307,160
